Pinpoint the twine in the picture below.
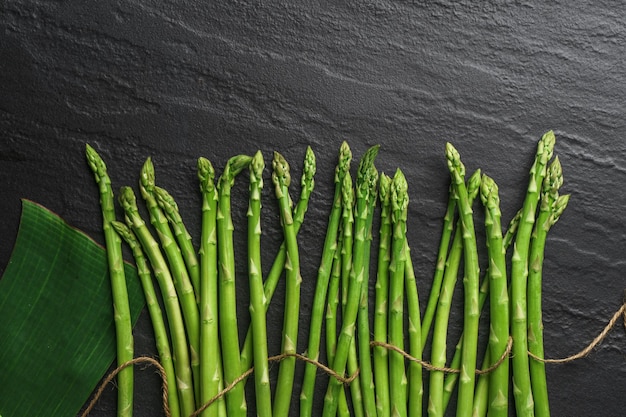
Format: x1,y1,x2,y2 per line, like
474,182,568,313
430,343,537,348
81,301,626,416
80,356,170,417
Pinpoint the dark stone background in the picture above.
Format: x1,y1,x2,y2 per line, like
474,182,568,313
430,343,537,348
2,1,626,416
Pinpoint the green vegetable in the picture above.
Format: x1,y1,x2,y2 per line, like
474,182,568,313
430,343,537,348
388,169,408,417
247,151,273,417
140,158,201,402
528,157,569,417
373,173,392,417
356,165,379,417
85,145,134,417
153,185,201,302
240,146,316,373
322,145,379,417
429,169,480,417
421,186,456,350
301,144,345,417
118,186,196,417
404,244,422,416
197,157,226,417
511,131,555,417
341,172,365,417
480,174,510,417
445,143,481,417
217,154,252,417
271,151,302,417
111,221,181,417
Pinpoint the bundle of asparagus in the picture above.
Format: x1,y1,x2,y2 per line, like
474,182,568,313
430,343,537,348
86,131,569,417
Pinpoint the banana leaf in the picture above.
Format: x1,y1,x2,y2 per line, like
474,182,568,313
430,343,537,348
0,200,145,417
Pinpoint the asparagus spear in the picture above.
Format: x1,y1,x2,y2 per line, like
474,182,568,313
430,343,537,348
480,174,510,417
153,185,200,301
388,169,409,417
445,143,482,417
140,158,201,401
404,246,422,417
217,154,252,417
118,186,196,417
421,187,456,350
240,146,317,373
373,173,392,417
271,151,302,417
322,145,379,417
341,172,365,417
428,169,480,417
441,205,521,412
528,157,569,417
301,143,346,417
111,221,181,417
511,131,556,417
85,145,134,417
197,157,226,417
247,151,273,417
356,166,379,417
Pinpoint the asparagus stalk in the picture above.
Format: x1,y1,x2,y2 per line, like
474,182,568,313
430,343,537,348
247,151,273,417
240,146,317,373
322,145,379,417
421,187,456,350
118,186,196,417
140,158,201,401
111,221,181,417
480,174,510,417
271,151,302,417
85,145,134,417
405,244,422,417
528,157,569,417
441,205,521,412
388,169,409,417
373,173,392,417
197,157,226,417
341,172,365,417
511,131,556,417
428,169,480,417
217,154,252,417
356,167,379,417
445,143,482,417
300,143,345,417
153,185,200,302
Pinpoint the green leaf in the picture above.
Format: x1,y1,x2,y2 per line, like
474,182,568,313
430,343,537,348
0,200,145,417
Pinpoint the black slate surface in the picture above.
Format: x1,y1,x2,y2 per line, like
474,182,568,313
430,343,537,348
2,1,626,416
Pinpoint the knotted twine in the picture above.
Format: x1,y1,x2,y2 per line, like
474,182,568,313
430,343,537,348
81,301,626,417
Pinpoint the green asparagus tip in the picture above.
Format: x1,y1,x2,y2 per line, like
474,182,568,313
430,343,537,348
85,144,107,178
546,156,563,192
197,157,216,193
480,174,499,210
550,194,570,225
445,142,466,180
302,146,316,190
111,220,133,242
538,130,556,165
391,168,409,215
220,154,253,190
272,151,291,187
467,169,482,201
153,186,179,217
356,145,380,200
379,172,392,202
335,141,353,183
140,157,156,193
118,186,139,213
250,150,265,185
